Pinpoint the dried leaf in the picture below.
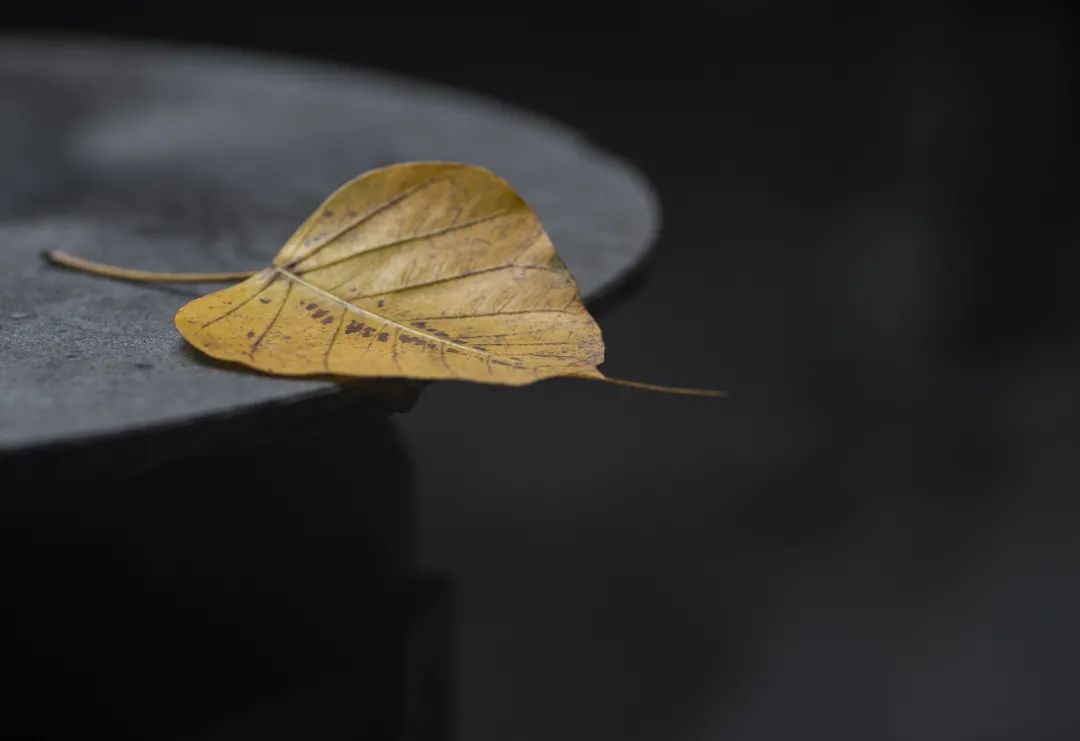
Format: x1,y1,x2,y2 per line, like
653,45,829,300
48,162,721,396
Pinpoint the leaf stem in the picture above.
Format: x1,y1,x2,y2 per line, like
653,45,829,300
44,250,258,283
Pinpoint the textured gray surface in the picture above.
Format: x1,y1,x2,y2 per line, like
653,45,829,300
0,36,659,451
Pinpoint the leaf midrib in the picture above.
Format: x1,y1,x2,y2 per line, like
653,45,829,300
275,267,521,367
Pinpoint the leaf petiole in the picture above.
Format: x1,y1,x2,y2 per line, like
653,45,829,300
44,250,257,283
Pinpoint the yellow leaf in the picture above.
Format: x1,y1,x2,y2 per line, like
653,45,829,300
173,161,606,387
47,162,721,396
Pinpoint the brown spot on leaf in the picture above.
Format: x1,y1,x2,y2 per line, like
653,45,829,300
361,326,374,337
345,320,364,335
427,342,437,350
377,332,389,342
246,330,255,338
447,347,461,354
312,309,328,319
306,303,317,310
323,210,334,217
411,321,426,328
377,299,385,308
321,315,334,325
259,297,271,304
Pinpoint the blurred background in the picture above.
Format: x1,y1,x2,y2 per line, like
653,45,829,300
3,1,1079,739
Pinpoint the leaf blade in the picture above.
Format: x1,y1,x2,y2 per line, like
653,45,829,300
175,162,606,387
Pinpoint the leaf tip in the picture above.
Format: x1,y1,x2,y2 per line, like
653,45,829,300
569,372,727,398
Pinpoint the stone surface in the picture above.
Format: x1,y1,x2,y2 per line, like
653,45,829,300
0,36,659,452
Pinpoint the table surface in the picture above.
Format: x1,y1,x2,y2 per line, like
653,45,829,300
0,37,658,452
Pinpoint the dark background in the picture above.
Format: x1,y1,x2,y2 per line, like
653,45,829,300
4,2,1080,739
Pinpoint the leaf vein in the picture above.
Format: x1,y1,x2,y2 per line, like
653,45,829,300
348,264,564,301
322,310,346,371
248,280,291,358
284,169,461,267
302,209,515,280
201,272,274,328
